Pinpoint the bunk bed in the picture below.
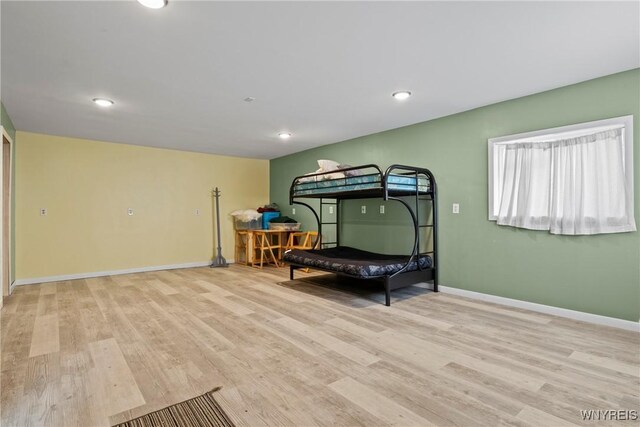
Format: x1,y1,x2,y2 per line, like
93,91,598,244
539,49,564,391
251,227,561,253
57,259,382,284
283,164,438,306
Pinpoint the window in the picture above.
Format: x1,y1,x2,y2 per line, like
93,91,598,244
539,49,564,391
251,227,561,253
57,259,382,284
488,116,635,235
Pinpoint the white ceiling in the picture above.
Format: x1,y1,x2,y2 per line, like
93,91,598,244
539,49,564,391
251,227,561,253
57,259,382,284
2,1,638,159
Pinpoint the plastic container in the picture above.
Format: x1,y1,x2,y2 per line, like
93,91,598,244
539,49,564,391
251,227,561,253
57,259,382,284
234,216,262,230
262,212,280,229
268,222,301,231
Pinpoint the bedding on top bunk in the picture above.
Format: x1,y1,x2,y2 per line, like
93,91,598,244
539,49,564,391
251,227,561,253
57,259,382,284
293,174,430,196
283,246,432,278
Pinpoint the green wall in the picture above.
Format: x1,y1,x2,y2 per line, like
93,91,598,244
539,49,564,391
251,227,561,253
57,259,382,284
270,69,640,322
1,102,17,284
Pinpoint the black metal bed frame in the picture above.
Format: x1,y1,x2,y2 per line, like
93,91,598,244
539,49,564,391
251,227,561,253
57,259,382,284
286,164,438,306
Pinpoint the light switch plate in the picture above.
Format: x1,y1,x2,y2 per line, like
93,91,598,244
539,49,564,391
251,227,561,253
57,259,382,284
361,205,366,214
452,203,460,214
379,205,385,214
329,206,334,214
292,207,296,215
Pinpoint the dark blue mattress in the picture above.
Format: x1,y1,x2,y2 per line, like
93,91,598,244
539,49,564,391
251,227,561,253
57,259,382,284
293,174,430,197
283,246,432,278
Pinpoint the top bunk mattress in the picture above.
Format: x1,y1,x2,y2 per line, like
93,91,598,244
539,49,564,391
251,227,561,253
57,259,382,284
293,173,430,197
283,246,432,278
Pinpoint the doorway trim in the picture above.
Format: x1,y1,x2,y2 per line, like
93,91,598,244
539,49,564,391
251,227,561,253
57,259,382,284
1,126,13,306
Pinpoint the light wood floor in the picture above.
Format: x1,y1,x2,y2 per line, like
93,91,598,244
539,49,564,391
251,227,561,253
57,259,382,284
1,265,638,427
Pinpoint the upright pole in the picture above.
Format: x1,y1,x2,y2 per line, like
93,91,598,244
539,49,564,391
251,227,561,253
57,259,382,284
210,187,228,268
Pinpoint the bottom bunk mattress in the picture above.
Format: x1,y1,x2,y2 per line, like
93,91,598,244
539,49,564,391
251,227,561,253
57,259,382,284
283,246,432,278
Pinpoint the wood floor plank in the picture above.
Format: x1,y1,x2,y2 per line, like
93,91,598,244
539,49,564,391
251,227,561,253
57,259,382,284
193,279,235,297
434,293,553,324
251,316,323,357
441,362,606,425
328,376,434,426
88,338,146,416
38,283,58,296
250,283,306,303
432,326,638,398
36,293,58,316
367,303,454,330
22,353,62,427
147,299,235,351
200,292,254,316
369,359,527,423
569,351,640,377
275,316,380,366
29,314,60,357
145,279,179,296
324,316,380,338
363,330,453,370
517,405,580,426
59,350,107,427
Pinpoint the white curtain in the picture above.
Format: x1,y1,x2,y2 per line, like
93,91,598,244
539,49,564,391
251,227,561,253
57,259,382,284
496,143,551,230
496,128,636,235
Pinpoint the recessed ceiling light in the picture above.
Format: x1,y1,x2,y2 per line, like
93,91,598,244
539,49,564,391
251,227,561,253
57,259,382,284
392,91,412,100
278,132,292,140
137,0,168,9
92,98,114,107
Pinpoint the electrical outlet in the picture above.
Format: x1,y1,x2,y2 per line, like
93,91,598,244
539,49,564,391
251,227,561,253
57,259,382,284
361,205,366,214
195,209,200,216
292,207,296,215
379,205,385,214
329,206,334,214
40,208,47,216
452,203,460,214
128,208,134,216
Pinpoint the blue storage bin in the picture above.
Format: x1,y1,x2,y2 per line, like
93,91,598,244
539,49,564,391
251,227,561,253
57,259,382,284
262,212,280,229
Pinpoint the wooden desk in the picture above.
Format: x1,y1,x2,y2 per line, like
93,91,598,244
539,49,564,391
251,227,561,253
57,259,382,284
235,229,291,266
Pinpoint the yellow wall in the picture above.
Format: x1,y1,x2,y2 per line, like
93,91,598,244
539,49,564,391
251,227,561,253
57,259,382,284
15,131,269,279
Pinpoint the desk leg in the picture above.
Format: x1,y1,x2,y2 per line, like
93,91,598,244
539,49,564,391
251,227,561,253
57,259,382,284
246,232,254,264
277,231,287,266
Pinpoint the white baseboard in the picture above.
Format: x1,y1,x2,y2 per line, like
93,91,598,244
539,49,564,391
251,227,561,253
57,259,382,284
439,286,639,332
13,260,236,287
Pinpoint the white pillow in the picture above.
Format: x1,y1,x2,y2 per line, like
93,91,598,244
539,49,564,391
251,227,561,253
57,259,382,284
323,171,346,180
317,159,340,171
298,168,323,183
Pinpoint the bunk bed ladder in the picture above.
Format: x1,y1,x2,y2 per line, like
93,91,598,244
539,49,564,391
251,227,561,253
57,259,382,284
319,198,339,248
418,204,434,252
412,168,438,292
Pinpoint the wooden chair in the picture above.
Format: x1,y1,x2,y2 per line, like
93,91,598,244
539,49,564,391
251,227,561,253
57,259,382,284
251,231,280,269
284,231,319,273
285,231,319,251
